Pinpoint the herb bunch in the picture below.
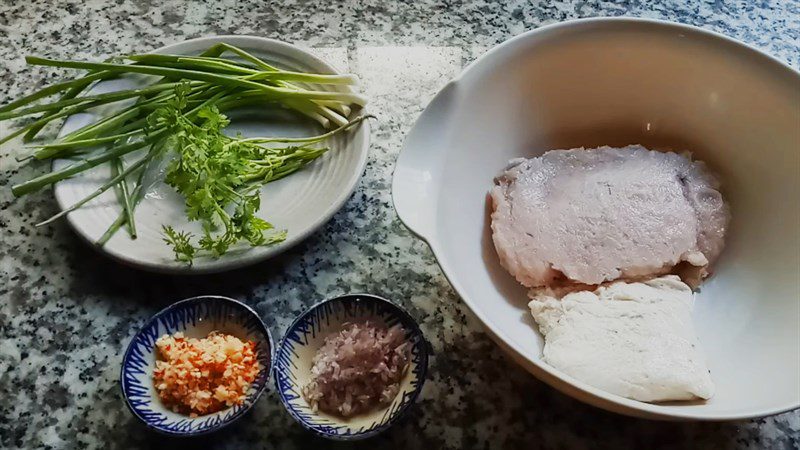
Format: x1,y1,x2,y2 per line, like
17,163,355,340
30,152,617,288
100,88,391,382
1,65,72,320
0,43,369,263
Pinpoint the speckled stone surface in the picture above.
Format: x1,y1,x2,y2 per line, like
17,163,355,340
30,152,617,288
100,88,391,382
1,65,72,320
0,1,798,449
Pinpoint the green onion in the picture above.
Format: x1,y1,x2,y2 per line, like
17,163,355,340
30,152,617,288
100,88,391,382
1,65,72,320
111,158,137,237
11,131,166,196
26,57,366,105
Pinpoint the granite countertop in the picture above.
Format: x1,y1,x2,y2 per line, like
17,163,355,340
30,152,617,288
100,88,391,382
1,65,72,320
0,1,798,449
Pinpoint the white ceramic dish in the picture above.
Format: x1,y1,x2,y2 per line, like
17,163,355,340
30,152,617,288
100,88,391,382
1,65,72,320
392,18,800,420
120,296,273,436
54,36,370,274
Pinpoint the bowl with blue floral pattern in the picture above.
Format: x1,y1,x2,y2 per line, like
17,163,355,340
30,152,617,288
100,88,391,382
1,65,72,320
120,295,273,436
274,293,429,440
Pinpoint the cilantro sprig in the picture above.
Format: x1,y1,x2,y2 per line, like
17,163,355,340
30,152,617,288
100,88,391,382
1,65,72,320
155,86,368,263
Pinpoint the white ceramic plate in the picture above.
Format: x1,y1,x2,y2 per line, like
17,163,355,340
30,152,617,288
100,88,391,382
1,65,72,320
393,18,800,420
54,36,370,273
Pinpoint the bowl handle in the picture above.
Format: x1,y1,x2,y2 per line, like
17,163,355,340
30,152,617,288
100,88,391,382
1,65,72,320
392,81,460,242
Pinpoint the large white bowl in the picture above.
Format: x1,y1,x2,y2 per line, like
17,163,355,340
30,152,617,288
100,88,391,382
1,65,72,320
392,18,800,420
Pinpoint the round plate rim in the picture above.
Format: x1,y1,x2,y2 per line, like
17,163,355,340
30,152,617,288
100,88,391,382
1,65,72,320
54,35,371,274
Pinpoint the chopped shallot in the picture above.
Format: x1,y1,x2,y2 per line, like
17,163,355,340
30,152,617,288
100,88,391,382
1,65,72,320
301,321,410,417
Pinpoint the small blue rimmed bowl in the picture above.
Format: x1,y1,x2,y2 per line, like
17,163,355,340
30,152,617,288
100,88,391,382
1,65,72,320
120,295,273,436
274,294,429,440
